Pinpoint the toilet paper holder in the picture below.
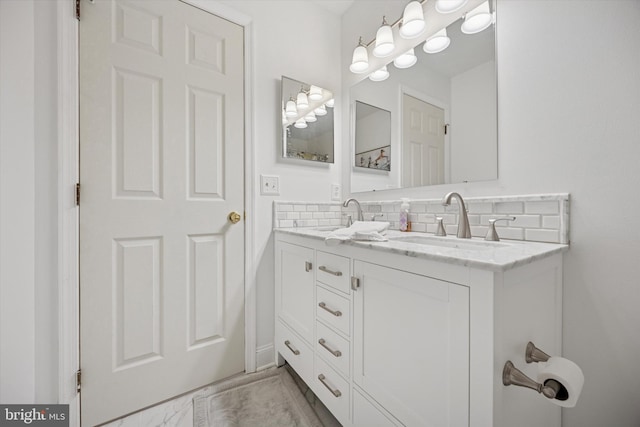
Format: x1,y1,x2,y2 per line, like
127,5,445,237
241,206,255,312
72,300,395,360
503,341,569,401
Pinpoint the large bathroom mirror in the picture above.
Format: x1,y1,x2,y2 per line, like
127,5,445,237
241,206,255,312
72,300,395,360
350,14,497,192
281,76,334,163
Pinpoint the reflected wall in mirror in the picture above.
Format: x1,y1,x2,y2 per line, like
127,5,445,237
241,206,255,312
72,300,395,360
281,76,334,163
354,101,391,171
350,15,497,193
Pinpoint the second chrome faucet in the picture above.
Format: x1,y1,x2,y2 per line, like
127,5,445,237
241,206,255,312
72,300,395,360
442,192,471,238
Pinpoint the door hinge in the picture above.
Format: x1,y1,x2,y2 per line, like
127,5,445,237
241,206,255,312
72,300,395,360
75,183,81,206
75,0,80,20
76,369,82,393
351,276,360,291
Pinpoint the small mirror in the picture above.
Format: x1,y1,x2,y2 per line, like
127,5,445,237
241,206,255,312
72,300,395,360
354,101,391,171
281,76,334,163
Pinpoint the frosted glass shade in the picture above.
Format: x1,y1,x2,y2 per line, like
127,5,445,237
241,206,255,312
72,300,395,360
294,118,307,129
308,85,323,101
373,22,394,58
350,44,369,73
394,49,417,69
461,1,493,34
435,0,468,14
399,1,425,39
369,66,389,82
424,28,451,54
296,91,309,110
304,111,317,122
314,104,327,116
285,99,297,117
325,98,335,108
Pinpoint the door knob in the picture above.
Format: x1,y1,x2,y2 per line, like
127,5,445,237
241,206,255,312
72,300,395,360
228,211,242,224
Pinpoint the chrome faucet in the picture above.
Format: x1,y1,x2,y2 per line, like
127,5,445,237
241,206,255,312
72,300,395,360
442,192,471,238
342,198,364,222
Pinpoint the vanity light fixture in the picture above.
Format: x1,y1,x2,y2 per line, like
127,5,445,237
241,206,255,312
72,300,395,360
294,118,307,129
296,87,309,110
325,98,335,108
373,17,395,58
399,1,426,39
423,28,451,53
304,111,317,123
349,37,369,74
393,48,417,69
308,85,323,101
369,65,390,82
285,97,297,117
461,1,493,34
314,104,327,116
435,0,468,14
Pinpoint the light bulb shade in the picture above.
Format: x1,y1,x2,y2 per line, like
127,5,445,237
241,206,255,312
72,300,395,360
399,1,425,39
285,99,297,117
325,98,334,108
461,1,492,34
423,28,451,54
394,48,417,69
294,118,307,129
373,23,395,58
350,44,369,73
304,111,317,122
369,66,389,82
314,104,327,116
296,91,309,110
308,85,323,101
435,0,468,14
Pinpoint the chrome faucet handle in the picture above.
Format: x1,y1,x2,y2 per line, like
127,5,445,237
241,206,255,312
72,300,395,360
434,216,447,236
342,214,353,227
370,213,383,221
485,216,516,241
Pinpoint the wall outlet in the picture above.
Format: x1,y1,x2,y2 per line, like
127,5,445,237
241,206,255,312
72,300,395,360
331,183,341,201
260,174,280,195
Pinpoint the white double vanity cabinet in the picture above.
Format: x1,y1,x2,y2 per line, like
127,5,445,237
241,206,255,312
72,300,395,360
274,228,568,427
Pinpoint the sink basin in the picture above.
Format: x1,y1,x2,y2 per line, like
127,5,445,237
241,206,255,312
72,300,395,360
388,235,508,251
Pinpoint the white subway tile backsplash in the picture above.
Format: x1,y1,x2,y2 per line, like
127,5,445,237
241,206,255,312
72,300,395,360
273,194,569,245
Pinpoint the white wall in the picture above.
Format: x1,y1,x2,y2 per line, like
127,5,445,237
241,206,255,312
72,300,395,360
342,1,640,426
0,0,58,403
219,0,342,368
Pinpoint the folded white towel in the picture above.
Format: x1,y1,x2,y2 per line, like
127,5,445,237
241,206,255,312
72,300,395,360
325,221,390,246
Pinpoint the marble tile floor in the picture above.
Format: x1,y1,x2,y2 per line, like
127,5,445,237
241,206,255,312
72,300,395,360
102,364,341,427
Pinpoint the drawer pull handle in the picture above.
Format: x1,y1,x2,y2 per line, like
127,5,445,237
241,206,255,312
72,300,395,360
305,261,312,272
284,340,300,355
319,266,342,276
318,339,342,357
318,374,342,397
319,302,342,317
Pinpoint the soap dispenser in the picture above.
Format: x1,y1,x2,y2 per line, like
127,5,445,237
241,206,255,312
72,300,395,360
399,198,410,231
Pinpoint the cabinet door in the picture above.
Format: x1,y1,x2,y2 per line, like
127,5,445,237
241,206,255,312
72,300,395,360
275,241,314,343
353,261,469,427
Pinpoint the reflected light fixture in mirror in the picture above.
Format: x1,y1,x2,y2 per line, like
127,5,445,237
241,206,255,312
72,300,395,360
296,88,309,110
424,28,451,53
285,97,297,117
461,1,493,34
373,17,395,58
399,1,426,39
294,118,307,129
435,0,469,14
394,48,418,69
369,66,389,82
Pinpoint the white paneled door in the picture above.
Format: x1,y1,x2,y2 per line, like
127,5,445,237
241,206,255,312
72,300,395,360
79,1,245,425
402,94,445,187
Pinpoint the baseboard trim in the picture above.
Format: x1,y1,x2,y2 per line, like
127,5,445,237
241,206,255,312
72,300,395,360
256,344,275,371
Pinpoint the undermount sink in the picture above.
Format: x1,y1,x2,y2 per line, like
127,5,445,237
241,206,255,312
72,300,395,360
388,235,509,251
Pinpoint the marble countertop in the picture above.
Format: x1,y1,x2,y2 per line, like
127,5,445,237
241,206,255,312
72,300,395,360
275,227,569,272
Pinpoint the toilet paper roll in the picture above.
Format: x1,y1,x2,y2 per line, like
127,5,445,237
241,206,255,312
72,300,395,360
537,356,584,407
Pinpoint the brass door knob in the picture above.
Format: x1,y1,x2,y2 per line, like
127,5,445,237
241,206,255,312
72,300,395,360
228,211,242,224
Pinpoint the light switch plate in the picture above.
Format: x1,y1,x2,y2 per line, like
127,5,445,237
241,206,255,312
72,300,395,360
260,174,280,195
331,184,341,201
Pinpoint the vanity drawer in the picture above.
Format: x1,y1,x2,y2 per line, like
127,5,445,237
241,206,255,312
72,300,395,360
316,285,350,336
314,355,350,426
316,321,350,378
275,320,313,385
317,251,350,294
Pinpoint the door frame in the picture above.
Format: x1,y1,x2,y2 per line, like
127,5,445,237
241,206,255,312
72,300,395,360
57,1,256,425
